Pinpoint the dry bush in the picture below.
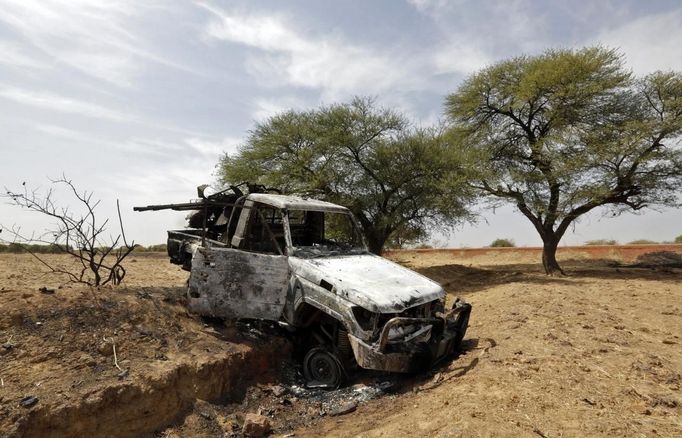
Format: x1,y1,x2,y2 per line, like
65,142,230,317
585,239,618,246
627,239,659,245
490,238,515,248
1,177,136,286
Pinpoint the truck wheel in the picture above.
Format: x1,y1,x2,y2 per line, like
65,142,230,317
303,347,345,389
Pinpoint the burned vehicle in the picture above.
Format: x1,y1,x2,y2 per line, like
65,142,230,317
135,185,471,387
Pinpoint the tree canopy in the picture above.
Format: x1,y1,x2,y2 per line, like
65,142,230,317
446,47,682,274
219,97,473,254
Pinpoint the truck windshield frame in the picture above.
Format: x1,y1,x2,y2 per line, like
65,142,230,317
285,209,367,258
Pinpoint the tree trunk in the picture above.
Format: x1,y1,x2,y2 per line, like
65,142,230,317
365,231,387,256
541,236,565,275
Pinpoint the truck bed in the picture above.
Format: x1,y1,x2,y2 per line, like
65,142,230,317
167,229,227,270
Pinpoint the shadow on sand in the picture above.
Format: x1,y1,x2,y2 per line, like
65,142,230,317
406,259,681,295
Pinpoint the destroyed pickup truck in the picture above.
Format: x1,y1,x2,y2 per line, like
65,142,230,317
135,184,471,388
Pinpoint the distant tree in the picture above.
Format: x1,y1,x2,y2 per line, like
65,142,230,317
627,239,658,245
383,224,428,250
1,177,137,286
584,239,618,246
219,97,473,255
446,47,682,274
490,238,515,247
132,243,167,253
675,235,682,243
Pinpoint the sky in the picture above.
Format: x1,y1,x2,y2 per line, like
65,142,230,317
0,0,681,248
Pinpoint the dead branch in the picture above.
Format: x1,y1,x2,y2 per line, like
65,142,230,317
103,336,123,371
1,176,137,287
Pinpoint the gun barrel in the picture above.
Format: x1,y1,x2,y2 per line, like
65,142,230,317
133,202,207,212
133,201,244,212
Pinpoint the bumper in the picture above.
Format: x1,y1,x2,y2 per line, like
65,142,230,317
348,300,472,373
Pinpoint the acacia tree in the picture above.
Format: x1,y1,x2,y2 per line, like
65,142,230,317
446,47,682,274
220,97,473,254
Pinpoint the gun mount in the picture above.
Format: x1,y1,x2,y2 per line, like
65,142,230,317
133,183,280,268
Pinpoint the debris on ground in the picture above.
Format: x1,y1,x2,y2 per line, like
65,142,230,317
19,396,38,408
328,401,357,417
270,384,288,397
242,413,271,437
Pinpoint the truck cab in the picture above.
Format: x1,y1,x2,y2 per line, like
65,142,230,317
138,190,471,388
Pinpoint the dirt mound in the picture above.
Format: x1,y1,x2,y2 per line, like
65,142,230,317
0,254,289,437
633,251,682,267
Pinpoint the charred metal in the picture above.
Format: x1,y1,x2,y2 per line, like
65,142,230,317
135,184,472,386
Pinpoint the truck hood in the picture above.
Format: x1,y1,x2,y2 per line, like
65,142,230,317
290,254,444,313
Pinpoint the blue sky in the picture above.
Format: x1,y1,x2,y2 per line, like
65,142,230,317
1,0,681,247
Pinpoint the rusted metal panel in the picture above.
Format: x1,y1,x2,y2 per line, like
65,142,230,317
188,247,288,320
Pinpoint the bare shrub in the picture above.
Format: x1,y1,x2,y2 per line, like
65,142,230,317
1,176,137,286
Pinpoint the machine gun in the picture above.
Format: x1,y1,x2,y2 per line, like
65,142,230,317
135,185,241,236
134,183,280,269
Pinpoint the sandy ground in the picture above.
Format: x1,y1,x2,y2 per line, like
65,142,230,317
301,250,682,437
1,248,681,437
0,253,288,437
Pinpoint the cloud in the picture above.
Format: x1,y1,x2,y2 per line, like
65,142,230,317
101,136,239,160
408,0,547,63
432,42,492,75
595,9,682,74
185,137,241,158
199,3,303,52
198,3,413,99
0,0,138,87
14,96,219,141
0,0,196,87
251,96,307,122
22,123,235,204
105,138,234,204
0,41,51,70
0,87,132,121
32,123,119,148
406,0,459,16
196,2,491,123
30,123,221,162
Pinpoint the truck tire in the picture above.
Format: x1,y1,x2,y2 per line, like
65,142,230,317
303,347,345,389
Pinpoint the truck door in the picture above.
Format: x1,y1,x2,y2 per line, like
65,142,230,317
187,203,289,320
188,247,288,320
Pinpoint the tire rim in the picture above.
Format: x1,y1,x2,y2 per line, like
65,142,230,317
304,348,342,388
